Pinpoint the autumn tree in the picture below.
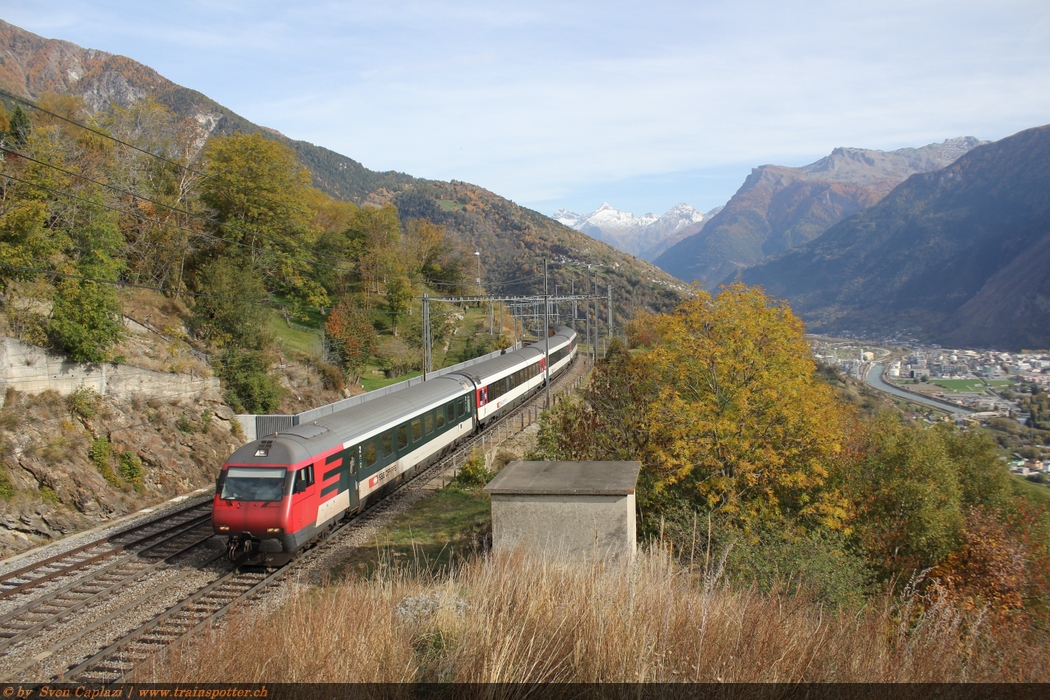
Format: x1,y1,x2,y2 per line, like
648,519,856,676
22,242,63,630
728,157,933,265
643,284,851,531
199,133,327,309
101,98,208,292
349,204,401,300
533,283,851,534
325,297,378,386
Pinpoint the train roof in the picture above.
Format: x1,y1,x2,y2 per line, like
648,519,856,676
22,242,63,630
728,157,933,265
227,374,471,466
451,326,576,385
225,326,577,468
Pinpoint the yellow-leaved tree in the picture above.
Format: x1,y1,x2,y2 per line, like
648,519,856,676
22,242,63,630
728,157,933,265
645,284,851,530
534,283,851,534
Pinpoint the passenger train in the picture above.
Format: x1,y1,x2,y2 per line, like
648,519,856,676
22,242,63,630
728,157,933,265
207,326,577,565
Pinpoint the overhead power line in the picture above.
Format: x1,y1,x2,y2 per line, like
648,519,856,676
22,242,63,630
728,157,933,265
0,86,206,177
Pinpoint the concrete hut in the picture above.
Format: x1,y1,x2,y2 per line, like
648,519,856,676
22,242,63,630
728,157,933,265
484,460,640,561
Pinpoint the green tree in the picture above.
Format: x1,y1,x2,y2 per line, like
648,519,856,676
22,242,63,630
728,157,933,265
189,257,271,350
49,275,123,362
842,414,965,577
217,348,283,414
385,275,412,337
8,105,31,146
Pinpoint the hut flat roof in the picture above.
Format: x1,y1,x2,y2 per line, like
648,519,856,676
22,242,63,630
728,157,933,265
485,461,640,496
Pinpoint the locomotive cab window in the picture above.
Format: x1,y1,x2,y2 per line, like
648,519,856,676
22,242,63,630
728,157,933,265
397,425,408,450
363,441,377,468
293,465,314,494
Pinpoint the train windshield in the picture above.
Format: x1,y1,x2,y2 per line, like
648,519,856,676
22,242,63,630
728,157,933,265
220,467,287,502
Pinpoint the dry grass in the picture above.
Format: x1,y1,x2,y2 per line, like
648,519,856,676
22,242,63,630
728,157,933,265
145,550,1048,684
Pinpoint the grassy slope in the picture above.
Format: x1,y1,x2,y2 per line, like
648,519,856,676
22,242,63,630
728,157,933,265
1011,474,1050,506
334,486,491,578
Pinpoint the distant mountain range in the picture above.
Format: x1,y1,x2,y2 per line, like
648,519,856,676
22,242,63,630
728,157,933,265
654,138,986,287
740,125,1050,351
0,19,685,319
553,203,721,261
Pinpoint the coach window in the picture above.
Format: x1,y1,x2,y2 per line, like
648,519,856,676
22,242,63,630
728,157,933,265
397,425,408,450
363,441,377,468
412,417,422,442
381,431,393,458
446,404,455,423
436,407,445,429
424,412,434,435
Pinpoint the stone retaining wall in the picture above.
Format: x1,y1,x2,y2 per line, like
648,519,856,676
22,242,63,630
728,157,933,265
0,337,219,407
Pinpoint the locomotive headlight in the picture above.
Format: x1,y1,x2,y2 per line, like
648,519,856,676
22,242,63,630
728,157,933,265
218,525,230,531
266,527,283,534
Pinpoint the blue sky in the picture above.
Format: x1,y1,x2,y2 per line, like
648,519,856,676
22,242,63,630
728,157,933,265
3,1,1048,217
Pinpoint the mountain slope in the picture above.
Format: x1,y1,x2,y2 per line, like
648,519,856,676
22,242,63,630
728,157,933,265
654,139,985,287
739,125,1050,350
0,19,684,319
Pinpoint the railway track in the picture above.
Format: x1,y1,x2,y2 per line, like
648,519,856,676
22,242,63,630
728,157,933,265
1,356,590,684
0,500,211,603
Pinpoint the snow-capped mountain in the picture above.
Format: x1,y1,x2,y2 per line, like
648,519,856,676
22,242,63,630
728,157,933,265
553,202,715,261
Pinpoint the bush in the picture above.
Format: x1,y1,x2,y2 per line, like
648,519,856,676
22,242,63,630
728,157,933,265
89,437,118,485
725,524,873,610
119,450,144,486
216,349,284,414
454,449,493,488
491,450,517,472
67,386,100,419
0,466,14,498
309,359,346,392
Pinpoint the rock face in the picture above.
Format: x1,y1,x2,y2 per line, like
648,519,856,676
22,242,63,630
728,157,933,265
654,138,986,287
554,202,715,261
0,386,241,557
739,124,1050,350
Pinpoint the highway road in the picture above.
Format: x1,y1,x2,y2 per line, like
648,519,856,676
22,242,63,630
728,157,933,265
865,363,974,415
